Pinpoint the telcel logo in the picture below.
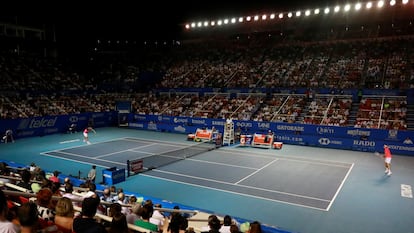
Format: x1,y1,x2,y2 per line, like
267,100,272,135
20,117,58,129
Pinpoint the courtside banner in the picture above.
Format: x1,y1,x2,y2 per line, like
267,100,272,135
132,115,414,145
0,113,116,139
130,115,414,156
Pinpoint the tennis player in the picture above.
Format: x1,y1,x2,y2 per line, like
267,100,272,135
88,126,96,134
383,144,392,176
83,128,91,144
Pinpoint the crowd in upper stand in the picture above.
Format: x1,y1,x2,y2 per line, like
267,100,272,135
1,32,413,130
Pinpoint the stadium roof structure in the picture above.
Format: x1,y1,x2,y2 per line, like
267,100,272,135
2,0,413,44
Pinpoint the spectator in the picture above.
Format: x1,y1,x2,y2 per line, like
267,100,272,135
230,224,241,233
17,202,40,233
35,188,55,222
49,171,60,183
107,203,129,233
16,169,33,192
207,215,221,233
246,221,262,233
127,203,141,224
3,129,14,143
220,215,233,233
151,203,165,232
0,189,20,233
54,197,75,233
135,204,158,232
0,162,12,185
88,165,97,183
62,182,84,207
73,196,107,233
168,206,188,233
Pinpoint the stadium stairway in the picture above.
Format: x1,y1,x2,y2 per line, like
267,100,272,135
347,102,360,126
406,104,414,130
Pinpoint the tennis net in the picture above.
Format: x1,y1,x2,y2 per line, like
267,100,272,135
127,141,218,175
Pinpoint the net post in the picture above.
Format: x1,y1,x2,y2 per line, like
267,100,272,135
127,160,130,177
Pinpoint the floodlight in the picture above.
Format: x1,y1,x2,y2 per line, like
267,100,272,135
324,7,330,14
402,0,408,4
197,22,202,27
210,21,216,26
390,0,396,6
278,13,283,18
366,2,373,8
203,21,209,27
377,0,384,8
223,19,229,24
262,14,267,20
254,15,259,21
270,14,275,19
191,22,196,28
314,8,320,14
231,18,236,23
355,3,362,10
246,16,252,21
334,6,340,12
217,20,223,26
288,12,293,18
344,4,351,11
305,10,311,16
238,17,244,22
296,11,301,17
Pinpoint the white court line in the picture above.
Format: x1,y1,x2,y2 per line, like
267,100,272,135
141,171,329,211
217,149,352,168
122,137,191,146
143,149,354,211
59,139,80,144
149,169,330,202
221,147,352,167
41,137,188,169
186,158,257,170
95,143,158,159
39,152,111,169
326,162,354,211
43,150,125,166
235,158,279,184
41,137,132,154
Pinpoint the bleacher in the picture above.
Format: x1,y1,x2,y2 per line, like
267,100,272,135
1,3,414,233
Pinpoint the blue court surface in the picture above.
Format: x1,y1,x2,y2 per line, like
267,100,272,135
43,137,353,210
2,127,414,233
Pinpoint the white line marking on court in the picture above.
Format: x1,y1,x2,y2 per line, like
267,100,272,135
44,150,125,166
59,139,80,144
235,158,279,184
217,149,352,168
39,152,111,168
41,137,129,154
186,158,257,170
95,143,158,159
141,172,328,211
123,137,191,146
326,162,354,211
151,169,330,202
222,147,352,167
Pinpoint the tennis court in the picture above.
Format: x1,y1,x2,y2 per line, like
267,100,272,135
41,136,353,210
3,127,414,233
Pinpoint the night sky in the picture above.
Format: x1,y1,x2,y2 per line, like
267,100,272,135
0,0,360,50
3,1,337,40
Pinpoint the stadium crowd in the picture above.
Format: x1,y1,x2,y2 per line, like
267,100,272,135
1,35,412,130
0,161,259,233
